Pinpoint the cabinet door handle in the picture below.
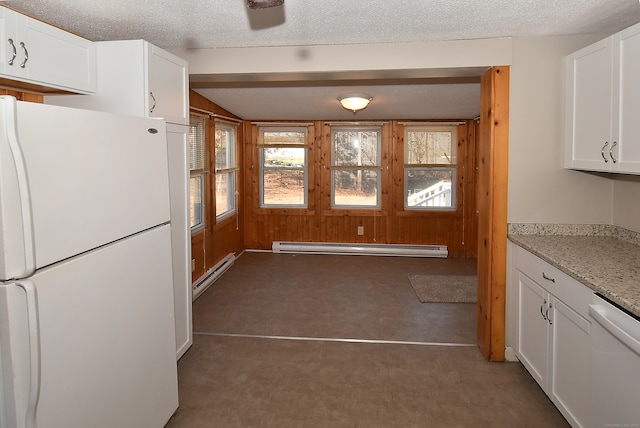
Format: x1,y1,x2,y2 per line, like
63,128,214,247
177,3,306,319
609,141,618,163
601,141,609,163
19,42,28,68
149,92,156,114
542,272,555,283
540,299,548,320
546,303,553,325
7,38,16,66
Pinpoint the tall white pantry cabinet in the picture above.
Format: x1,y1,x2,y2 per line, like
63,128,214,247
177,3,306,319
47,40,193,360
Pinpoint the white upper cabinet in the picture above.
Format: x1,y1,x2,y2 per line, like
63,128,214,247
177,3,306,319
147,44,189,125
46,40,188,125
616,24,640,173
0,6,95,93
565,22,640,174
565,38,614,171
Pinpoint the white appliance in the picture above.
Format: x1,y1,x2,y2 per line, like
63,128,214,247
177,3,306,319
0,96,178,428
589,293,640,427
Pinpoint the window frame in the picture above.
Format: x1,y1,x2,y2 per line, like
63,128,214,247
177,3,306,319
330,126,382,209
214,120,239,221
403,125,458,211
258,126,309,209
189,113,208,234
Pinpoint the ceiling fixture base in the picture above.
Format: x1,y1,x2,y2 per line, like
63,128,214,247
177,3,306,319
247,0,284,9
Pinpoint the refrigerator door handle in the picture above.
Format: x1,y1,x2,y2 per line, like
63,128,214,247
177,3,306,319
0,96,36,279
15,280,41,428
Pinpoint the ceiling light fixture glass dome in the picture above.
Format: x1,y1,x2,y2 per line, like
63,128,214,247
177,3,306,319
338,94,372,113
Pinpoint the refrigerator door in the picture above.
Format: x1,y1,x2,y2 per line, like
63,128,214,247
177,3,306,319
0,96,171,280
1,224,178,428
0,281,39,428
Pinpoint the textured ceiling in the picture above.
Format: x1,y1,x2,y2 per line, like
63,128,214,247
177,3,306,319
4,0,640,120
6,0,640,49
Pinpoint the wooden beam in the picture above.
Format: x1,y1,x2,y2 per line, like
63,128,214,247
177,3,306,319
476,66,509,361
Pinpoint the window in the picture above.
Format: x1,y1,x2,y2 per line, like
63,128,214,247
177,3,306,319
331,126,381,208
214,121,238,219
189,114,208,231
404,125,457,210
259,127,308,208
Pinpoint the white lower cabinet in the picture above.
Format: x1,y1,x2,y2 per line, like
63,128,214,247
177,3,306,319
515,246,591,428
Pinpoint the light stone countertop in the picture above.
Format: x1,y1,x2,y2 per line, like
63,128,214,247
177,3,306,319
508,224,640,318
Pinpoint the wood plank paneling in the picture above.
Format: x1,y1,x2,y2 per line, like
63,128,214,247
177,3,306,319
243,119,478,257
0,88,43,103
189,90,244,284
476,67,510,361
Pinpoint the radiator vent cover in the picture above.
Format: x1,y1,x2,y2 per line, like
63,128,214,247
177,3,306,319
192,253,236,301
272,242,448,258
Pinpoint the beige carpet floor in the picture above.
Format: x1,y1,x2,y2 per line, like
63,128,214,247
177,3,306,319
408,274,478,303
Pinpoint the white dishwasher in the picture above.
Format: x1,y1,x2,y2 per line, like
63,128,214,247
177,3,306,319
589,293,640,427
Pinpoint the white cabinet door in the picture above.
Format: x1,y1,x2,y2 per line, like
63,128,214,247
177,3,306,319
514,246,593,428
549,298,591,428
565,38,614,171
517,272,550,389
616,23,640,173
147,44,189,125
0,6,95,93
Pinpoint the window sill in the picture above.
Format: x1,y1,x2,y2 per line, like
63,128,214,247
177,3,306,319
322,209,389,217
395,209,459,217
254,208,315,216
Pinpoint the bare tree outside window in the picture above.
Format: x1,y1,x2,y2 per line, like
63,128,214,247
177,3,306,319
259,128,308,207
331,127,381,208
404,126,457,210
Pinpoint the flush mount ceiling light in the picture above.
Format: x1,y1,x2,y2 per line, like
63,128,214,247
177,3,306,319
247,0,284,9
338,94,373,113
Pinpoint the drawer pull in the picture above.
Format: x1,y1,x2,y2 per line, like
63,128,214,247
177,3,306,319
542,272,555,283
601,141,609,163
19,42,28,68
609,141,618,163
149,91,156,113
546,303,553,325
7,38,16,66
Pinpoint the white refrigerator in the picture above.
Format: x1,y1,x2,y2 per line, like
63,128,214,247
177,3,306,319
0,96,179,428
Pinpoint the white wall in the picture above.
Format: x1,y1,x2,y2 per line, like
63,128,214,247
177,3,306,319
613,176,640,231
508,35,615,226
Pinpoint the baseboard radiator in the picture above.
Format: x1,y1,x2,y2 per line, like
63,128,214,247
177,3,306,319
192,253,236,301
272,242,448,258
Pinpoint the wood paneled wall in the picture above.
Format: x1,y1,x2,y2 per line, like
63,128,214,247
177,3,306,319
189,90,244,282
0,88,43,102
243,120,478,257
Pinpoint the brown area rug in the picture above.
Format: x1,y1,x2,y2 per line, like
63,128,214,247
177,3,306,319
408,274,477,303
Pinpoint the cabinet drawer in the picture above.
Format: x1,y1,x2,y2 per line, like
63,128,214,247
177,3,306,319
516,246,592,319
